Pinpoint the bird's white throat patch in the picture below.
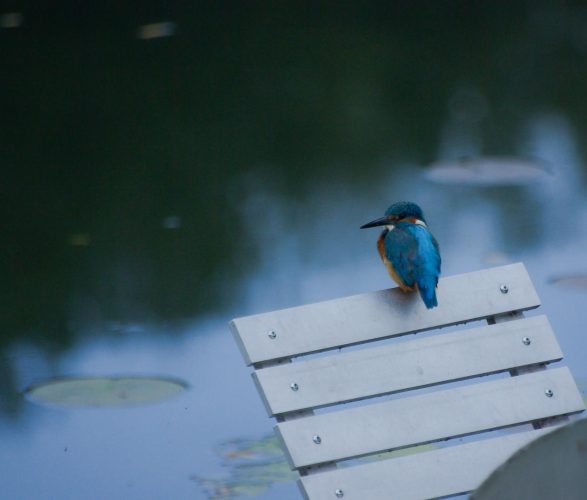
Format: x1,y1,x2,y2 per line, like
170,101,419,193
386,219,427,231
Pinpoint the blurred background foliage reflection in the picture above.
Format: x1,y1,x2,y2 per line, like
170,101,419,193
2,0,587,433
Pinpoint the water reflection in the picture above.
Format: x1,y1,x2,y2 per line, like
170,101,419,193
193,434,298,499
1,3,587,499
550,274,587,290
193,434,438,499
424,157,549,186
136,22,176,40
0,12,23,29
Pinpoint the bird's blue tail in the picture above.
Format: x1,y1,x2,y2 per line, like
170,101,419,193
418,278,438,309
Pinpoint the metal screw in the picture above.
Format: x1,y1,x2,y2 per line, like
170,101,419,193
312,435,322,444
335,489,344,498
290,382,299,391
500,284,509,294
267,330,277,339
545,389,554,397
522,337,531,345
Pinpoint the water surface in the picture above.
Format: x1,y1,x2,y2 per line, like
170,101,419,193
2,3,587,499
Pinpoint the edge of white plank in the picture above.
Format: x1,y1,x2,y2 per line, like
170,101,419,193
298,427,561,500
276,367,585,469
254,315,562,416
231,263,540,365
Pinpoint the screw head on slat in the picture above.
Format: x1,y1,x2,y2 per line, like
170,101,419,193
267,330,277,339
500,284,509,294
335,489,344,497
545,389,554,397
312,435,322,444
290,382,299,391
522,337,531,345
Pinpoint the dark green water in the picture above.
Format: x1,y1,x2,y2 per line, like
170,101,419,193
2,3,587,499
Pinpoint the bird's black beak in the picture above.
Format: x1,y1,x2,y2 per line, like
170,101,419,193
360,216,390,229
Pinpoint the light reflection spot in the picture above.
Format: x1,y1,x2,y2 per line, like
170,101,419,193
0,12,23,29
424,156,549,186
136,21,176,40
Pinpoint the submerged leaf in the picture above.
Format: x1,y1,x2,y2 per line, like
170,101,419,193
193,434,297,499
194,434,439,498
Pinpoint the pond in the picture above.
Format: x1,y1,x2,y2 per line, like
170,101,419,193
2,3,587,499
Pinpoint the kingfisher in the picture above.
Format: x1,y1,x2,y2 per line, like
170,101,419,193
361,201,441,309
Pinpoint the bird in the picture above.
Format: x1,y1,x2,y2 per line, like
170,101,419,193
361,201,441,309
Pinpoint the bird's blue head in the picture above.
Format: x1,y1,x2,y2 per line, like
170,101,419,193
361,201,427,229
384,201,426,222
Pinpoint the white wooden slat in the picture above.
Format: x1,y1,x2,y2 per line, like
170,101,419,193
299,427,559,500
275,367,584,469
231,263,540,365
254,315,562,416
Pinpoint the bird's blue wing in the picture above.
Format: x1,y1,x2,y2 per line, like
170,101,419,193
385,224,441,302
384,226,418,287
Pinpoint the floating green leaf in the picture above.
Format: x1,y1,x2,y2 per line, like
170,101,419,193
24,376,187,408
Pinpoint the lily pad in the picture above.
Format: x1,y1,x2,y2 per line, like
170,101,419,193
24,376,187,408
424,157,549,186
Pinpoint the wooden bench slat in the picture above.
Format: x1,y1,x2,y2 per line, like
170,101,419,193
299,428,558,500
254,315,562,416
276,367,584,469
231,263,540,365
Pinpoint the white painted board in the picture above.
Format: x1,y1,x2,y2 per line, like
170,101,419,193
231,263,540,365
276,367,584,469
299,427,560,500
254,315,561,416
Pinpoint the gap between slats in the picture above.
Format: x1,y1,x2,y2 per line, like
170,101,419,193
254,315,561,417
298,427,561,500
275,367,585,470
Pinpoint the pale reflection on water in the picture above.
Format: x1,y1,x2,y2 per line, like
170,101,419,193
2,115,587,499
